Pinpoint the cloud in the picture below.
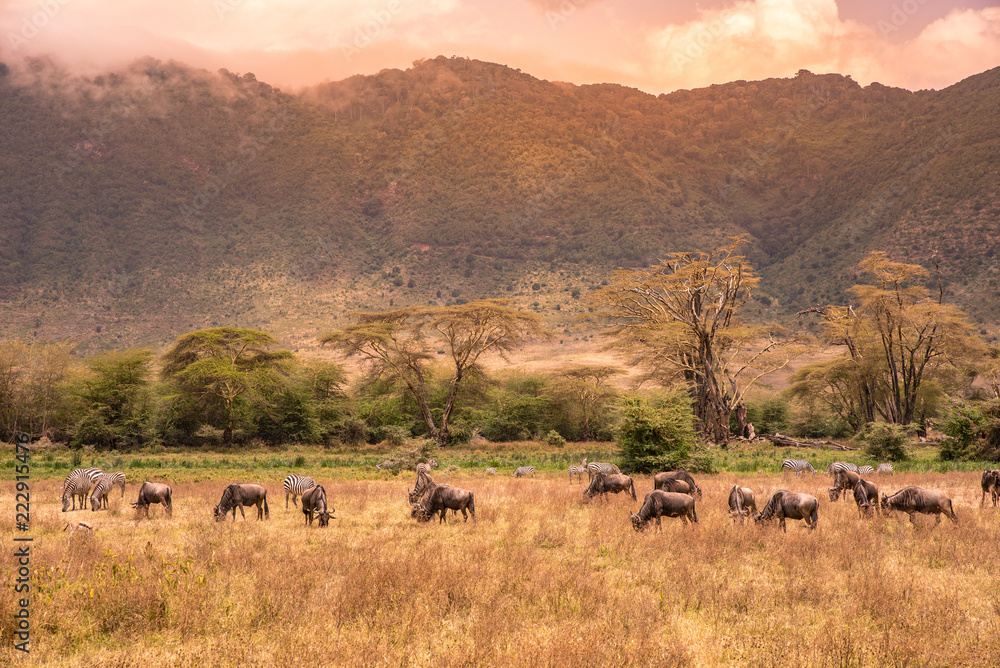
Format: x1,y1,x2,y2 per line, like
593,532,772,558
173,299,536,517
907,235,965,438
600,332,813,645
644,0,1000,91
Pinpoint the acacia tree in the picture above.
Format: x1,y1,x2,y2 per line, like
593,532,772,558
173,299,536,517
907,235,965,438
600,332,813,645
73,348,154,449
551,365,622,441
321,299,545,446
0,339,77,440
799,253,983,428
161,328,293,445
598,237,792,443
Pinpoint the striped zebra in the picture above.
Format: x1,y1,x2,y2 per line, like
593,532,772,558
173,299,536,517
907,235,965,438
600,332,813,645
568,464,586,484
857,465,875,475
61,468,103,512
409,468,439,503
781,459,817,477
587,462,621,481
825,461,859,477
876,463,894,476
89,472,126,510
283,475,316,509
483,467,498,476
512,466,536,478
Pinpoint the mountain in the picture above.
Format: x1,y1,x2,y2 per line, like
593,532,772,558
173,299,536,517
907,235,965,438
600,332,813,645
1,55,998,352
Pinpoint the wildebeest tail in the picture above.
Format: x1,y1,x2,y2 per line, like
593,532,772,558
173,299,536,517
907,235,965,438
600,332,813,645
264,494,270,520
469,492,476,521
810,504,819,528
691,502,698,524
629,479,636,501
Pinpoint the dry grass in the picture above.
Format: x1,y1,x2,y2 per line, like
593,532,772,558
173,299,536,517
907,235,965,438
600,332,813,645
3,470,1000,667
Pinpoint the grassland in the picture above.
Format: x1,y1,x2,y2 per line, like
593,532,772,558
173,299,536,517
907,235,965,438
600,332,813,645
3,443,1000,667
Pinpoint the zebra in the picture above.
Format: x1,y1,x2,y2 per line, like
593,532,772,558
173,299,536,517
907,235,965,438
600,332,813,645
89,472,126,510
483,467,498,476
587,462,621,481
283,475,317,509
782,460,817,477
568,464,586,484
857,465,875,475
876,463,894,476
61,468,103,512
409,468,438,503
512,466,536,478
825,462,859,477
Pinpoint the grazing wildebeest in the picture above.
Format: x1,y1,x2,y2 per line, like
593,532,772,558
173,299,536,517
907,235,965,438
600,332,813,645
214,483,270,522
881,487,957,526
631,490,698,531
131,481,173,519
411,484,475,523
755,490,819,532
655,477,696,496
584,472,637,501
653,470,703,500
301,485,334,527
728,485,757,523
853,479,880,517
980,470,1000,508
828,469,862,501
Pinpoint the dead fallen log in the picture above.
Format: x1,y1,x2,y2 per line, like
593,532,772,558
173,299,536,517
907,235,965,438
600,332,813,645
765,433,856,451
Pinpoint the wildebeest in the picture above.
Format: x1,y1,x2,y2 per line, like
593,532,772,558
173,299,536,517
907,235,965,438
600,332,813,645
214,483,270,522
853,479,880,517
655,477,697,496
728,485,757,523
755,490,819,532
301,485,334,527
980,469,1000,507
828,469,862,501
584,472,637,501
631,490,698,531
881,487,957,526
130,481,173,519
411,484,475,523
653,470,703,500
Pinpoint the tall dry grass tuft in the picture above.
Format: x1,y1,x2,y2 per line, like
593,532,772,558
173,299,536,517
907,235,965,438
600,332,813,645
2,471,1000,666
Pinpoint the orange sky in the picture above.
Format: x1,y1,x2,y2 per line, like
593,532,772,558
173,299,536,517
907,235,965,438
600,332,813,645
2,0,999,92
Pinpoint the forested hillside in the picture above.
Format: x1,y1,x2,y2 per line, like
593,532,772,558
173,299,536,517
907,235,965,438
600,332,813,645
2,55,999,351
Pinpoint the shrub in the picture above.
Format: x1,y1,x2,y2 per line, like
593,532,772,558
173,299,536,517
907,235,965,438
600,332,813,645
338,418,368,446
860,422,909,462
544,430,567,448
938,403,985,461
617,391,699,473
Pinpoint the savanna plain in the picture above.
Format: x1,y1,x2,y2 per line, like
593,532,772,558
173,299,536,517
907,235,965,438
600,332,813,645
3,446,1000,668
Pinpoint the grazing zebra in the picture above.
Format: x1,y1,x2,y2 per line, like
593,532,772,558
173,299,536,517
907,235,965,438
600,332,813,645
876,463,894,476
375,460,394,471
782,460,817,477
568,464,586,484
512,466,536,478
483,467,498,476
89,472,126,510
857,465,875,475
283,475,316,509
825,461,859,477
586,462,621,481
61,468,103,512
409,469,439,503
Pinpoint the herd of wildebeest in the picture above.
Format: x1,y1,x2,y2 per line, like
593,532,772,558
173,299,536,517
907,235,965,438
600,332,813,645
56,458,1000,533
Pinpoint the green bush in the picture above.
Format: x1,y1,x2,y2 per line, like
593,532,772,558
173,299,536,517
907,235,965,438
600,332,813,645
544,430,567,448
938,403,985,461
860,422,909,462
617,391,699,473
